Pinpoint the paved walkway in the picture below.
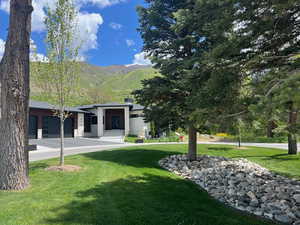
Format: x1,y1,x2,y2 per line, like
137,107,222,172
198,141,298,150
29,141,297,162
29,137,123,150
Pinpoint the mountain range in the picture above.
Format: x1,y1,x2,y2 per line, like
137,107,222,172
30,63,158,105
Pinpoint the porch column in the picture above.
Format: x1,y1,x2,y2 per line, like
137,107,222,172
37,115,42,139
97,108,104,137
124,107,130,136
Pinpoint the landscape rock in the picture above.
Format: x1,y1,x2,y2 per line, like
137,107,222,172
159,154,300,225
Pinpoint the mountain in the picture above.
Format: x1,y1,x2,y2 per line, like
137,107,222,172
30,63,158,105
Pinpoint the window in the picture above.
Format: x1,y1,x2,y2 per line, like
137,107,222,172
84,114,92,132
130,114,139,118
91,116,98,125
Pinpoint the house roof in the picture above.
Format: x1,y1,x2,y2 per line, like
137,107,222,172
78,102,145,111
131,103,144,111
29,100,87,113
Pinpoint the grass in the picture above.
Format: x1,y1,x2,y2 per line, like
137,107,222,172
1,144,299,225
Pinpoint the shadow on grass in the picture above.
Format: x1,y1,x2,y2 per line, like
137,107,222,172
29,162,49,172
231,153,296,162
207,147,233,151
44,174,271,225
82,148,180,169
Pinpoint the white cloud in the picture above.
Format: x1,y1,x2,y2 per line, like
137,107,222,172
129,52,152,66
30,39,49,62
0,0,56,32
0,0,104,58
0,1,9,12
0,39,48,62
109,22,122,30
0,39,5,60
77,12,103,54
30,53,49,62
126,39,135,47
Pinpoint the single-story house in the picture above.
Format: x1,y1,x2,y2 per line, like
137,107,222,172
28,98,150,139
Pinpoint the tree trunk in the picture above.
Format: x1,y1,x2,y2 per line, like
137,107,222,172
0,0,33,190
238,122,242,148
188,125,197,161
60,114,65,166
267,121,276,138
288,103,298,155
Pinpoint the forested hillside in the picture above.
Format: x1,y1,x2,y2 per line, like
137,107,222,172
30,63,158,105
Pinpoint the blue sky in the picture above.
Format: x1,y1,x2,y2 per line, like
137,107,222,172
0,0,151,66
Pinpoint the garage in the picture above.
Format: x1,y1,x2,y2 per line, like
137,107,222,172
28,115,38,139
42,116,74,138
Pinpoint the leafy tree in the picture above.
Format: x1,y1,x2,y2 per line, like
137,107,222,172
0,0,33,190
35,0,81,166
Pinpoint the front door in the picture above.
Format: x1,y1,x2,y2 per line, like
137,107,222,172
111,116,121,129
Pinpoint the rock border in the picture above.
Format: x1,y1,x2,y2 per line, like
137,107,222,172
159,154,300,225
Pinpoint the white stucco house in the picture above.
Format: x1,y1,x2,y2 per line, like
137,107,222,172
78,99,150,138
28,98,150,139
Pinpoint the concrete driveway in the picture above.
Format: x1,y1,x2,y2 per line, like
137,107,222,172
29,137,123,150
28,141,297,162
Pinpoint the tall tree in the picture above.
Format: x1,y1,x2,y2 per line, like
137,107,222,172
42,0,80,166
0,0,33,190
135,0,240,160
232,0,300,154
135,0,203,160
182,0,299,154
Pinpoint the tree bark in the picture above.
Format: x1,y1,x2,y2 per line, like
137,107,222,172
288,102,298,155
60,114,65,166
188,125,197,161
267,120,276,138
0,0,33,190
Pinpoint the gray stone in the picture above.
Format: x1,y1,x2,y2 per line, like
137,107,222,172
274,214,292,224
293,194,300,203
159,154,300,225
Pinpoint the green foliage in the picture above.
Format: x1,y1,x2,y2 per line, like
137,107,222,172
0,145,298,224
124,135,180,143
135,0,241,135
32,0,81,114
31,64,157,106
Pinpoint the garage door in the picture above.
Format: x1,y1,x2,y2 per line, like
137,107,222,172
28,115,38,139
42,116,74,138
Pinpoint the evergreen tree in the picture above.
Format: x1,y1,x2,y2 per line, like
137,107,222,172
135,0,241,160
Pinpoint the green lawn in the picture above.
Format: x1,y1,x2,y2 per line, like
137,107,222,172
1,144,298,225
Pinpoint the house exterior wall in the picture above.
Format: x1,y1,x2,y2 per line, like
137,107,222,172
125,107,130,136
29,108,78,139
99,106,130,137
97,107,104,137
84,108,98,137
129,110,150,137
75,113,84,137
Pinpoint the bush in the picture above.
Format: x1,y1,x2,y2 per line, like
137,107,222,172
215,133,231,138
124,135,180,143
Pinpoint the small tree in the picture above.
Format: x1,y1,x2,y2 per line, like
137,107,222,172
43,0,80,166
0,0,33,190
